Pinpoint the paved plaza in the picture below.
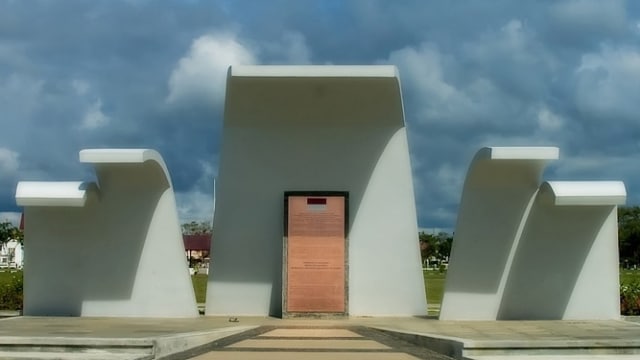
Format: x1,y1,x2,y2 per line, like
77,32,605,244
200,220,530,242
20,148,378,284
0,316,640,359
188,326,452,359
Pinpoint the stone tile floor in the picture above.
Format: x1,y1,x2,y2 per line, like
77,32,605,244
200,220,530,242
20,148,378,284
188,326,454,360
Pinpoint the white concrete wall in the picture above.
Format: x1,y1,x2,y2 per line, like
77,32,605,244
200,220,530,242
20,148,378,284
440,147,559,320
16,149,198,317
443,147,625,321
498,181,625,320
207,65,426,316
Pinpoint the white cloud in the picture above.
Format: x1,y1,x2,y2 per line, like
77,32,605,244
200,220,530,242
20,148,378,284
0,74,43,124
386,41,526,127
464,19,536,63
554,155,639,184
71,79,90,95
175,190,214,224
166,33,256,106
175,160,217,223
537,106,564,131
574,46,640,122
262,31,312,64
386,43,472,123
281,32,312,64
0,148,19,174
389,43,456,101
81,99,110,129
434,163,465,203
550,0,627,35
0,212,21,226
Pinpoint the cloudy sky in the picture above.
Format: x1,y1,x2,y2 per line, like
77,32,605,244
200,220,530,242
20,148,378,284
1,0,640,231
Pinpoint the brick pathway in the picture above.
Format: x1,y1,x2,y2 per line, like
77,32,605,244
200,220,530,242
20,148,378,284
188,326,454,360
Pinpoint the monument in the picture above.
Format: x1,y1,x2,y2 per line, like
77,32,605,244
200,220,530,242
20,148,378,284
15,149,198,317
441,147,626,320
12,64,626,322
440,147,559,320
207,65,427,317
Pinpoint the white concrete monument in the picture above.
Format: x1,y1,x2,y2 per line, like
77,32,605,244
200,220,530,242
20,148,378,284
440,147,559,320
498,181,626,320
442,146,626,320
207,65,427,316
16,149,198,317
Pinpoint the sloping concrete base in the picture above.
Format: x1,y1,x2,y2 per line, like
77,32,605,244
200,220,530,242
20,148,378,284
371,319,640,359
0,317,256,359
1,317,639,359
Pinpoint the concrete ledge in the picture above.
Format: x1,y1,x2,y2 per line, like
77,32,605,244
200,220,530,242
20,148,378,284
79,149,159,164
79,149,171,183
15,181,98,207
541,181,627,206
231,65,398,78
477,146,560,160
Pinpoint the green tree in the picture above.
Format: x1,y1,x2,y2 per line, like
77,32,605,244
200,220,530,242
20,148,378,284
0,221,23,247
419,231,454,266
619,206,640,268
436,232,453,261
181,221,213,235
419,232,438,265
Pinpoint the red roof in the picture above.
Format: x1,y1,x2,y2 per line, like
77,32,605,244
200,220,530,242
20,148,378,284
183,234,211,251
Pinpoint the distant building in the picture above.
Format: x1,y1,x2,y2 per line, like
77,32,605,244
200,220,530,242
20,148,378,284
0,240,23,269
0,213,24,269
183,234,211,274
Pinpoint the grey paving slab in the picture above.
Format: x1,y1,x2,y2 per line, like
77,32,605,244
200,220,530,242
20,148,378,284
0,352,150,360
1,316,639,359
259,328,362,338
471,356,640,360
228,338,391,349
190,352,421,360
365,318,640,345
0,317,254,338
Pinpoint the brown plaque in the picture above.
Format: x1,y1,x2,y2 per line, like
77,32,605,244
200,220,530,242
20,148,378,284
283,192,348,317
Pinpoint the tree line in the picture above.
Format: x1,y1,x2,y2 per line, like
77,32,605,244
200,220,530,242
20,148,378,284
1,205,639,268
419,231,453,268
619,206,640,268
0,221,22,245
419,205,640,269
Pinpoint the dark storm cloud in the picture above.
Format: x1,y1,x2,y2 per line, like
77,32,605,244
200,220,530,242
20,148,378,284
1,0,639,227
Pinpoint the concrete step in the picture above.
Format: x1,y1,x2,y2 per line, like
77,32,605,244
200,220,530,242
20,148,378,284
0,338,155,356
0,351,151,360
463,340,640,358
371,326,640,359
469,356,640,360
0,324,258,360
0,342,154,360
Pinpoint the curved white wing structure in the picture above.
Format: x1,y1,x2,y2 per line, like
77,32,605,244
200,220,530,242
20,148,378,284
16,149,198,317
440,147,559,320
498,181,626,320
207,65,426,316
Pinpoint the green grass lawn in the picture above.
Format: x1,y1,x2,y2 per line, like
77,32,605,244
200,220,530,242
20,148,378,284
191,274,208,303
0,270,21,283
1,269,639,311
423,270,446,306
424,269,640,308
621,269,640,285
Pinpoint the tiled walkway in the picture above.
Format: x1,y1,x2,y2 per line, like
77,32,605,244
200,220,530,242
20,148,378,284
188,327,454,360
